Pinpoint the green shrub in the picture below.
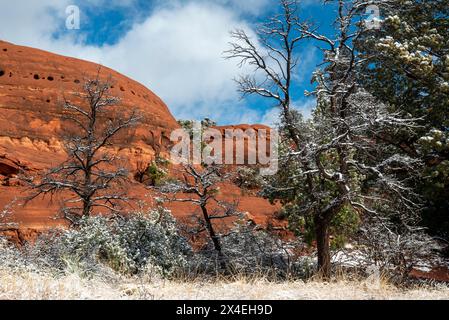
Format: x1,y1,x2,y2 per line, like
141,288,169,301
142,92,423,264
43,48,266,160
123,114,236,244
330,205,360,249
146,162,167,186
233,167,264,191
281,204,360,249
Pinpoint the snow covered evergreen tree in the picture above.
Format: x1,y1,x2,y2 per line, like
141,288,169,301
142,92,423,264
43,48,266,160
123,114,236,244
228,0,434,278
357,0,449,242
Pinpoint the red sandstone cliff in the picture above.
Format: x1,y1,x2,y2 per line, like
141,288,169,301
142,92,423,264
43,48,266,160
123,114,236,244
0,40,281,240
0,40,178,174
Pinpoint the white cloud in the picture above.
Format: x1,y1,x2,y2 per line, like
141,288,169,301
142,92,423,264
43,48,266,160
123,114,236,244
260,108,281,127
0,0,103,60
259,98,316,127
99,3,253,112
214,0,272,15
293,98,316,119
155,0,273,15
0,0,317,125
81,0,137,7
293,45,320,83
0,0,70,47
0,0,262,123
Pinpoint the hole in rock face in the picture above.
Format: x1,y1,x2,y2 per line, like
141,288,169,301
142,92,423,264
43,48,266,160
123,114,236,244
61,75,65,79
47,76,54,81
131,90,136,95
0,70,4,77
120,86,125,92
74,79,80,84
9,72,12,77
2,49,7,52
0,163,20,176
34,74,40,80
46,99,51,103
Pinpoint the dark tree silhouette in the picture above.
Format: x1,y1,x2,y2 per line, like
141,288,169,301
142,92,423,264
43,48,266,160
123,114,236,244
158,164,240,270
25,74,141,224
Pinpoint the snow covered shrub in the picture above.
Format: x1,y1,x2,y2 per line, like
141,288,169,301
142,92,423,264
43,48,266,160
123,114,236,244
24,208,192,278
355,213,442,283
63,216,126,275
112,208,192,276
23,217,120,277
24,229,78,274
233,167,263,191
0,237,28,272
191,221,306,279
222,223,290,276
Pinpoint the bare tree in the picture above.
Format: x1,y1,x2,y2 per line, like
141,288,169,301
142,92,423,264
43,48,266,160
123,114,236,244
224,0,305,148
226,0,425,278
157,164,240,269
25,74,141,224
225,0,328,275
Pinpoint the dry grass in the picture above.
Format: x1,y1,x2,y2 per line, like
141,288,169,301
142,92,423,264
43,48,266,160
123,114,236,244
1,269,448,300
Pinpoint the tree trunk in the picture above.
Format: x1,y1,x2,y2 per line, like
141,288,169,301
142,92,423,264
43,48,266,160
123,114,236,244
82,158,92,217
82,198,91,217
315,217,331,279
201,205,227,270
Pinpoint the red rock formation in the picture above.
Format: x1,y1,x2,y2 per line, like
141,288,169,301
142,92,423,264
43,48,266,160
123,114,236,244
0,40,178,174
212,124,273,166
0,41,281,241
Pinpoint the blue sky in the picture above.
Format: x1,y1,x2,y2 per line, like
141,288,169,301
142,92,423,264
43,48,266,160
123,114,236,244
0,0,340,125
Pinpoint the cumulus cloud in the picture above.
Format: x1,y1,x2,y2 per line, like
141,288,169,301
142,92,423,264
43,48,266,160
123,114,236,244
0,0,103,60
261,108,281,127
0,0,69,46
293,98,316,119
155,0,273,15
98,3,254,112
213,0,273,15
0,0,317,125
260,98,316,127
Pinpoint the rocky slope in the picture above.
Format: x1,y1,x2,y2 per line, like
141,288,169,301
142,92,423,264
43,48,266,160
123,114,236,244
0,41,281,240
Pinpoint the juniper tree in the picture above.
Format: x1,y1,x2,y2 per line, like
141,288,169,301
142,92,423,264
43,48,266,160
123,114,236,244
226,0,426,278
357,0,449,241
26,74,141,224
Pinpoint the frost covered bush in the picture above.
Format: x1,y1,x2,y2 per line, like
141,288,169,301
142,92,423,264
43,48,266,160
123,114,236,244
0,237,30,272
222,223,290,276
2,212,309,280
233,167,263,191
355,214,442,283
25,208,192,278
111,209,192,276
189,222,307,279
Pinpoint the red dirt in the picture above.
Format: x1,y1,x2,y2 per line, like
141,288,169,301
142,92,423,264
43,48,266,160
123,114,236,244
410,267,449,283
